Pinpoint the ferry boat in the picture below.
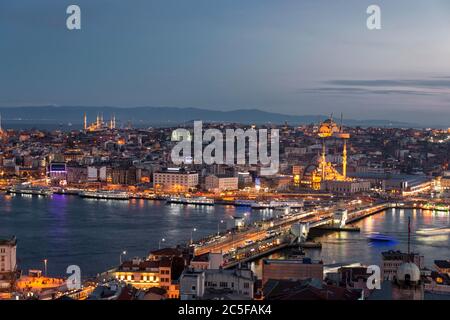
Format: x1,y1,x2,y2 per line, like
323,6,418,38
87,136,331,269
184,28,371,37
434,204,450,213
416,227,450,236
234,199,256,207
167,196,214,206
7,186,53,196
251,200,304,210
79,190,130,200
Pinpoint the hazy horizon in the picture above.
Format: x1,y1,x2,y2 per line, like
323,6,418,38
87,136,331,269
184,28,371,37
1,1,450,126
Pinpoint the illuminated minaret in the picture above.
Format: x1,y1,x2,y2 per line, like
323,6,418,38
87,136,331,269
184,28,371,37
109,114,116,129
342,140,347,179
321,140,326,180
84,113,87,130
96,113,100,127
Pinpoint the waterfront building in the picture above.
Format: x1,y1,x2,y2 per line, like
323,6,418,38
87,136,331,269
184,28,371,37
237,171,253,188
262,258,323,285
440,176,450,190
204,174,238,192
322,179,370,194
111,166,141,185
153,168,199,191
66,165,88,184
48,162,67,182
87,166,107,182
384,176,432,196
179,265,255,300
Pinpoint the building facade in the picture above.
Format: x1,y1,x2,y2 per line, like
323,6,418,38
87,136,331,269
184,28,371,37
262,258,324,285
153,169,199,191
204,175,238,192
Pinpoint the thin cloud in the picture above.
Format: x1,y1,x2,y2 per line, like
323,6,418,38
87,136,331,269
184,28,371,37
303,87,433,96
326,79,450,89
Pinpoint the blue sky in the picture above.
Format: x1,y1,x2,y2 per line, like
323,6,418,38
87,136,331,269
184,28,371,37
1,0,450,125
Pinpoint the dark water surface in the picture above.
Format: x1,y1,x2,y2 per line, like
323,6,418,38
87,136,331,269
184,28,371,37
1,194,449,278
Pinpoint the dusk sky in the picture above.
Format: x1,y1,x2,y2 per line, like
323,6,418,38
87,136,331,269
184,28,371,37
1,0,450,125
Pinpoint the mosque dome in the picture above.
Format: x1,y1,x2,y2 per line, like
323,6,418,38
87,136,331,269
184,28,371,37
318,118,340,138
397,262,421,283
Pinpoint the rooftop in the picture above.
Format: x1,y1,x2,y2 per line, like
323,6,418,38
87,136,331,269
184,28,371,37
435,260,450,269
0,236,17,246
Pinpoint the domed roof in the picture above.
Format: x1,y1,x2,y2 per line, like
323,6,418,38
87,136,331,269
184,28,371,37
397,262,421,283
318,118,340,137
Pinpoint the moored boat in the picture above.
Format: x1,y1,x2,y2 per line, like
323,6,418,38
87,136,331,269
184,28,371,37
79,190,130,200
167,196,214,206
7,186,53,196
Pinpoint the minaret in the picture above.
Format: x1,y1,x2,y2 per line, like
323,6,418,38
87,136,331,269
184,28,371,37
321,139,326,180
84,113,87,130
342,140,347,179
96,113,100,128
109,114,115,130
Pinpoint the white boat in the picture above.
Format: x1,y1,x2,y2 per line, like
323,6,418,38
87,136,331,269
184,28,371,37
416,227,450,236
8,186,53,196
79,190,130,200
167,196,214,206
252,200,304,210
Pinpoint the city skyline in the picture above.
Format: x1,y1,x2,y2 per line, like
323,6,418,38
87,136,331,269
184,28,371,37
1,1,450,126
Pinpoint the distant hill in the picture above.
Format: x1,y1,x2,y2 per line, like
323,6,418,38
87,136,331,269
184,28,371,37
0,106,414,128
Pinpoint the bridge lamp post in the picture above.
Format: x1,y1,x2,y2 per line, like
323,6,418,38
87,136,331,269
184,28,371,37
159,238,166,249
119,250,127,265
217,220,224,236
190,228,197,245
43,259,48,277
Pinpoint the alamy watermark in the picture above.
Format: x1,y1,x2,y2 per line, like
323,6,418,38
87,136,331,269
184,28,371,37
171,121,279,176
66,265,82,290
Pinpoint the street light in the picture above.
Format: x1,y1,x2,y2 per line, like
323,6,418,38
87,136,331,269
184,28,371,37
190,228,197,245
159,238,166,249
217,220,224,236
119,250,127,265
43,259,48,277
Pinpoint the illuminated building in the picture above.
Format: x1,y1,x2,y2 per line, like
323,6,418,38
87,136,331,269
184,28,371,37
113,257,180,298
204,174,238,192
84,113,116,132
153,168,199,192
48,162,67,183
301,115,353,190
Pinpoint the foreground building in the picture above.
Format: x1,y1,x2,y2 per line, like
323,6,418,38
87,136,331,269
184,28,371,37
262,258,323,285
0,237,17,292
179,265,255,300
